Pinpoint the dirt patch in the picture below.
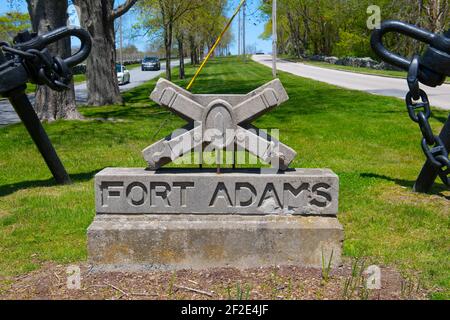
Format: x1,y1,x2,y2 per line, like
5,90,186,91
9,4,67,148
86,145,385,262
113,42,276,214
0,209,9,217
380,185,450,216
0,260,430,300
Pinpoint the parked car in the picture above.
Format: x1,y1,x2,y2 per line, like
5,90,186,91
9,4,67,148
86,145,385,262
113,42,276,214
141,57,161,71
116,64,130,85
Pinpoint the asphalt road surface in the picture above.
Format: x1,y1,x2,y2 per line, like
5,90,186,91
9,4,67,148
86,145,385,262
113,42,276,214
0,60,183,126
252,54,450,110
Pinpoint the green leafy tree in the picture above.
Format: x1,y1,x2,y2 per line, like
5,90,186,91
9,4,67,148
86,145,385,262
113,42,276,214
137,0,229,80
137,0,203,80
0,11,30,42
260,0,449,59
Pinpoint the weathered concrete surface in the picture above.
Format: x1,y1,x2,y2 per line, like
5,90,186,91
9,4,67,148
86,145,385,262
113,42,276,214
95,168,339,216
88,214,344,270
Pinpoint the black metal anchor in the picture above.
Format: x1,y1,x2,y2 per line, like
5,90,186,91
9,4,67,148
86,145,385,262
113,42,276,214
371,20,450,193
0,26,92,185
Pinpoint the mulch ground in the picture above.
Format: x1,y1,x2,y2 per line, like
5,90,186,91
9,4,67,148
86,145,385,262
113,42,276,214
0,260,430,300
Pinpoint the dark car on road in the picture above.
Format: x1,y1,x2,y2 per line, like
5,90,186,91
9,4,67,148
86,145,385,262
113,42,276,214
141,57,161,71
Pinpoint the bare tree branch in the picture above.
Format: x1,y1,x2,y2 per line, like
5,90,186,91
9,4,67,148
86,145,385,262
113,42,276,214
112,0,138,20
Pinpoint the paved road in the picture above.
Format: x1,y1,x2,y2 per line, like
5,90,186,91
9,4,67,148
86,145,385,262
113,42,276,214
0,60,183,126
253,54,450,110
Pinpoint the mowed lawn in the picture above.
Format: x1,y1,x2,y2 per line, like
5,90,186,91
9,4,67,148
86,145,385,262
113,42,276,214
0,57,449,299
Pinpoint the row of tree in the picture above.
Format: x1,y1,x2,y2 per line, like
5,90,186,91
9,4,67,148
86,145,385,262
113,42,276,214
1,0,232,120
260,0,449,59
135,0,232,81
7,1,448,120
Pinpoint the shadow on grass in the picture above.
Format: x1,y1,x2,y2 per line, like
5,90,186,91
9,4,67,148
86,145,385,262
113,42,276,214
360,172,450,199
431,114,450,125
81,107,170,121
360,172,415,188
0,169,102,197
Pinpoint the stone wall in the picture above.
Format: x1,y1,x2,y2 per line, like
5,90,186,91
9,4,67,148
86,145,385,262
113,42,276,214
307,55,401,71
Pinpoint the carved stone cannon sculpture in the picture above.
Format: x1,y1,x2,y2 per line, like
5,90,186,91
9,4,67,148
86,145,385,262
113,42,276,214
143,78,297,170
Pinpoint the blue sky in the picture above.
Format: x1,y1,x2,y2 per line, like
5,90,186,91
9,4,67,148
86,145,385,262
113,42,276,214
228,0,272,54
0,0,272,54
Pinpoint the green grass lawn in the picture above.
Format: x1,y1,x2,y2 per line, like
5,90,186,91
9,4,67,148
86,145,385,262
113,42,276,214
0,56,449,299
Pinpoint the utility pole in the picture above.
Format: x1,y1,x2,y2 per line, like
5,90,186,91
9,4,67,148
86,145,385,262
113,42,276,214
119,15,124,67
272,0,277,78
238,8,241,56
243,0,246,60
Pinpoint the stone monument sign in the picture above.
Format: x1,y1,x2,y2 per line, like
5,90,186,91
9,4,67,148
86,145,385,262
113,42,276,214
88,79,343,270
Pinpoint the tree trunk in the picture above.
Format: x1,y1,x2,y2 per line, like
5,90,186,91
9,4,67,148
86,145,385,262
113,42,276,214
193,45,199,65
73,0,122,106
190,50,195,66
26,0,81,121
178,35,185,80
189,36,196,65
422,0,449,33
198,46,203,63
164,23,173,81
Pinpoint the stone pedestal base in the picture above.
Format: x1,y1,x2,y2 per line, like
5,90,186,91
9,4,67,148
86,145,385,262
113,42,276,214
87,214,344,271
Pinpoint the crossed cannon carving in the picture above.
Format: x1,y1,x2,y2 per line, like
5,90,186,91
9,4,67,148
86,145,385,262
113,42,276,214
143,78,297,170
